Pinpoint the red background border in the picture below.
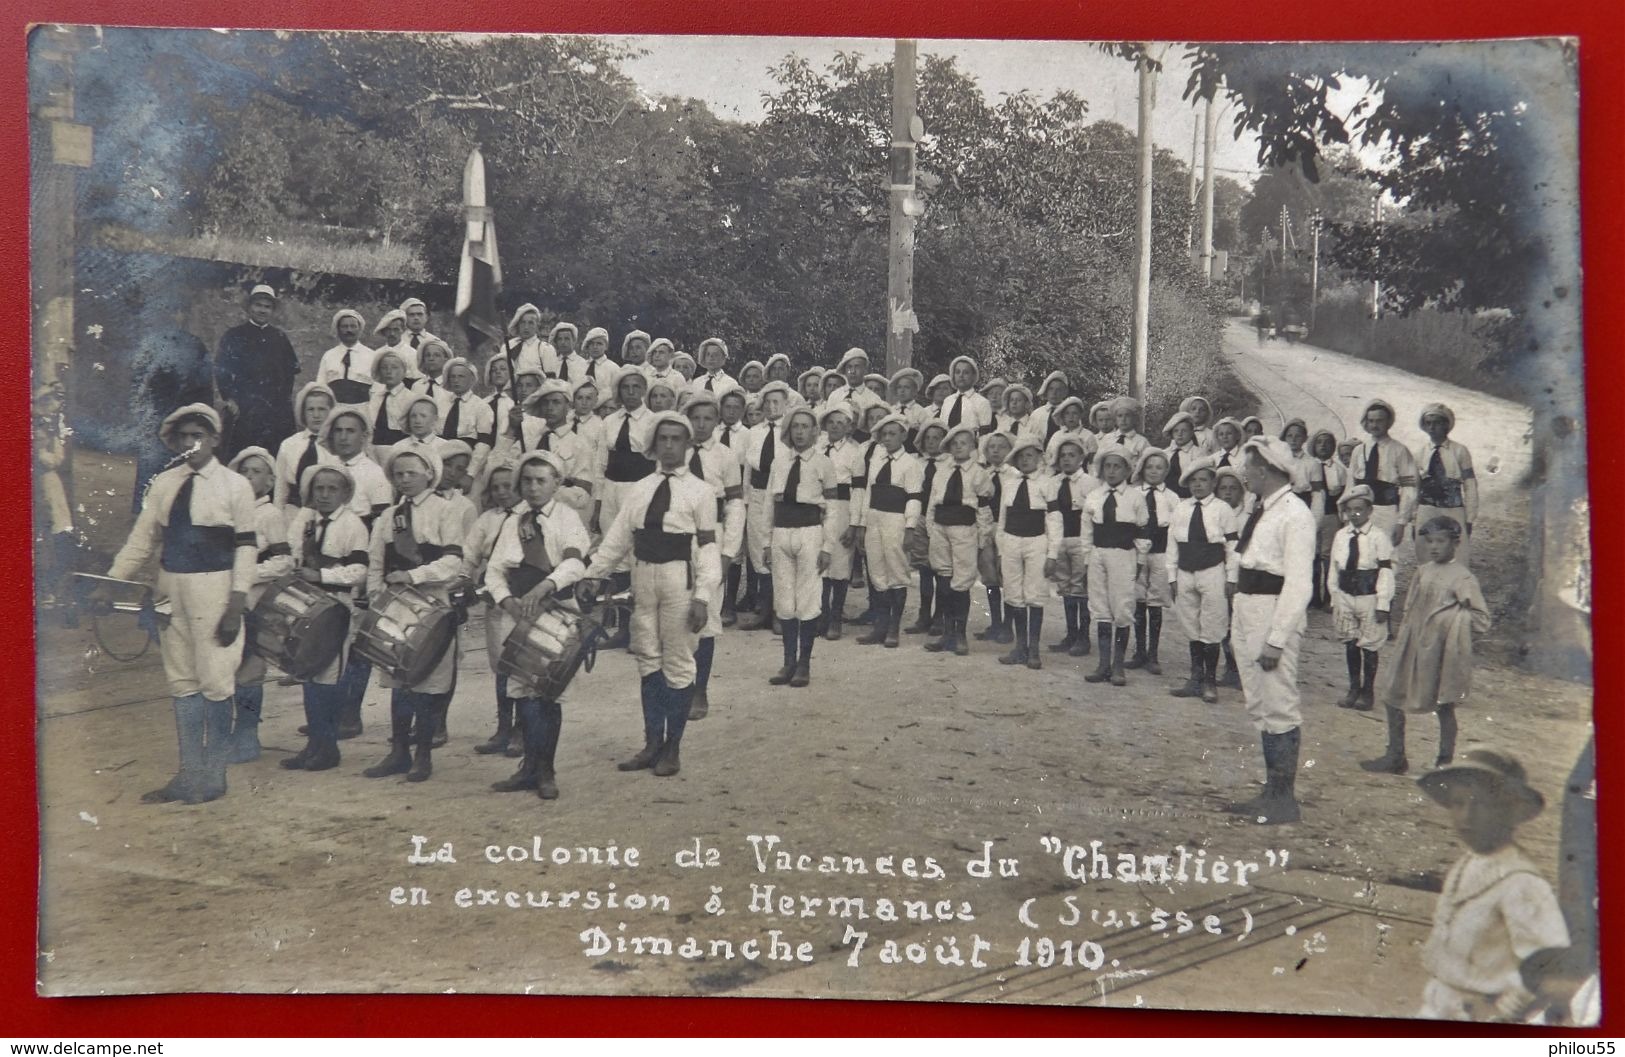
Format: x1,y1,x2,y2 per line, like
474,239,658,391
3,0,1619,1037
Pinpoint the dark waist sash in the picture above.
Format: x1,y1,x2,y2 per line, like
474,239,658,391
328,377,373,405
312,549,369,570
1418,476,1465,508
933,504,976,527
633,530,692,563
749,466,771,489
868,483,909,514
1368,481,1401,506
1294,490,1314,507
161,523,237,574
1060,510,1083,537
1177,540,1226,572
775,501,823,528
607,449,655,483
834,484,852,501
1092,522,1137,550
1237,568,1285,595
1146,526,1170,554
509,561,554,598
384,540,447,576
1003,508,1046,538
373,422,407,446
1338,568,1379,595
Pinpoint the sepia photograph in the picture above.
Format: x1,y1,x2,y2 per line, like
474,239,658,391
27,26,1594,1024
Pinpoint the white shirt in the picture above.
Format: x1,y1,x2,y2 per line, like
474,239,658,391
1231,484,1318,648
484,498,591,605
937,389,994,433
316,343,377,406
110,458,259,595
273,429,340,510
584,465,722,607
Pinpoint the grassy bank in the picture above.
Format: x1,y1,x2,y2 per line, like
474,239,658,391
1307,298,1522,401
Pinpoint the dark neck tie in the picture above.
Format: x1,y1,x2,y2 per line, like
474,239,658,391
762,427,776,474
943,466,963,506
876,456,892,487
825,442,835,457
1237,502,1265,554
1058,477,1072,510
490,394,503,420
374,397,390,435
341,349,351,379
1103,488,1117,523
424,379,437,397
721,425,733,447
1346,529,1361,572
522,510,549,568
1219,451,1231,468
540,430,553,452
705,375,715,392
615,414,632,453
645,473,673,531
1428,447,1447,487
442,398,461,439
394,500,421,564
783,455,802,502
171,472,198,529
1365,439,1382,484
410,333,421,350
1118,433,1127,444
1013,476,1030,511
297,433,319,485
690,448,705,480
1145,487,1159,530
948,395,962,428
1045,415,1060,444
314,515,331,557
1189,500,1209,544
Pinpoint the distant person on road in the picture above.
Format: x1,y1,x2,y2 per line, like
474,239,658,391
214,284,299,461
1415,750,1568,1021
1414,403,1478,567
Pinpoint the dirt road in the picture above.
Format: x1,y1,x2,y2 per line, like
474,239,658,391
35,344,1591,1019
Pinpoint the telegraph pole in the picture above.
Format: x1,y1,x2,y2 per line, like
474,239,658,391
1129,47,1155,406
1187,115,1199,255
886,39,919,374
1309,209,1323,329
1200,91,1217,282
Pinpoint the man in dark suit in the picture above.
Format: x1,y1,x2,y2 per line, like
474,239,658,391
215,284,300,460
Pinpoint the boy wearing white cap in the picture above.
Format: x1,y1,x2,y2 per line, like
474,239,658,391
1026,371,1072,448
1167,462,1239,702
1082,446,1149,685
484,451,591,799
1415,403,1477,567
1127,449,1179,675
364,350,414,463
274,382,339,513
316,309,376,408
684,393,745,719
686,337,739,399
996,384,1033,442
1329,484,1394,711
464,461,526,759
362,447,466,783
104,405,259,804
1350,398,1419,582
575,330,620,397
582,412,721,777
1224,437,1317,825
621,330,651,369
1210,418,1245,470
905,421,951,636
1162,412,1204,500
994,437,1056,669
373,309,415,376
819,404,867,639
887,368,933,450
826,348,887,419
1103,397,1151,465
225,446,293,761
765,407,839,684
545,322,578,379
1180,396,1218,454
563,327,607,385
922,423,995,656
1042,397,1097,474
283,464,369,772
399,298,441,355
1045,436,1098,657
501,304,549,379
438,358,495,480
739,381,792,632
852,414,923,649
641,338,681,388
936,356,994,435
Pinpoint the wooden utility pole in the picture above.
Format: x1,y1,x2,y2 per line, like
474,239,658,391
1187,116,1199,254
1200,92,1217,282
1129,48,1155,406
1309,209,1322,328
886,39,919,374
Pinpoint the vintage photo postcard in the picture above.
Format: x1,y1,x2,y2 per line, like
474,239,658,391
29,27,1593,1023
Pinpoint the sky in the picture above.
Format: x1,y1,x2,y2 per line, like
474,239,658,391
619,36,1274,185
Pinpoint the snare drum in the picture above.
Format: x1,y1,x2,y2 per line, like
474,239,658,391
352,584,457,688
497,598,606,701
245,574,351,679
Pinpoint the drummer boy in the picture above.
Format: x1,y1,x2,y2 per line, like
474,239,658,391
224,446,293,764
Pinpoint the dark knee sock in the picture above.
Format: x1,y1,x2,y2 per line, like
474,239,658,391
1064,597,1079,635
832,580,849,617
726,562,742,605
1436,704,1457,763
1386,706,1407,757
798,619,817,663
780,619,799,668
918,569,934,618
1204,642,1221,681
1147,607,1162,651
695,636,716,692
1010,606,1029,649
1345,642,1362,687
987,587,1002,626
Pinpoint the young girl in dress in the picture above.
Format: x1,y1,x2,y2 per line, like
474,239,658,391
1362,516,1492,774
